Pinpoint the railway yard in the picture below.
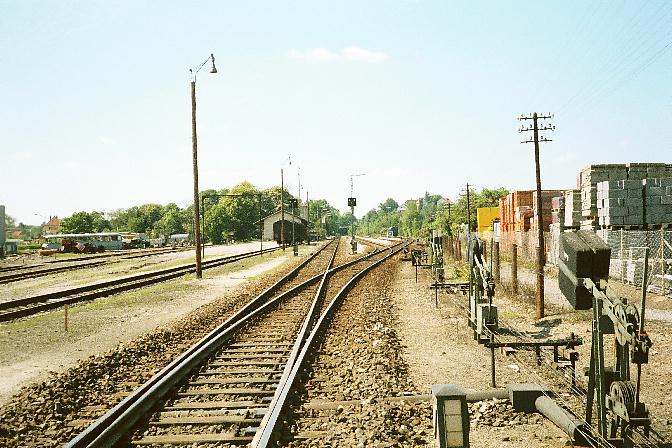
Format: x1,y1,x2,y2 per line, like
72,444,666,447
0,235,669,448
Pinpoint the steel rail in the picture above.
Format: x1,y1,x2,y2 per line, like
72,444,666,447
64,239,338,448
2,246,190,269
252,242,409,447
0,247,192,284
66,240,392,448
0,246,283,322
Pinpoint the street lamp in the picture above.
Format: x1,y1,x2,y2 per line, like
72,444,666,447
189,53,217,279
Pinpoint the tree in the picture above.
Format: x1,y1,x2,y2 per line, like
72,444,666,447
61,212,95,233
151,203,186,238
433,186,509,234
90,211,112,232
4,214,16,228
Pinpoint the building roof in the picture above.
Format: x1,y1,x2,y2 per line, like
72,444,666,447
254,210,307,225
44,216,61,227
9,230,24,239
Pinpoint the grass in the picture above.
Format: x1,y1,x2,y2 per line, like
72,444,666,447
0,250,294,336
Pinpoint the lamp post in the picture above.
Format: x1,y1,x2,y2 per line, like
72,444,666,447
189,53,217,279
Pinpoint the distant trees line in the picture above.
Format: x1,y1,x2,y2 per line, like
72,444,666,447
54,183,510,242
359,187,509,237
57,181,351,244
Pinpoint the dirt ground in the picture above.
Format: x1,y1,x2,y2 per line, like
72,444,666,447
0,242,280,304
397,252,672,445
0,246,299,407
391,260,568,447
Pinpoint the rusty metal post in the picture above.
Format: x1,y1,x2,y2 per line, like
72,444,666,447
258,193,263,256
191,80,202,279
281,169,285,250
512,243,518,295
494,241,501,283
490,333,496,388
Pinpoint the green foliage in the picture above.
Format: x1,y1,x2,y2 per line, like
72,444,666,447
60,211,111,233
434,186,509,234
4,214,16,228
357,188,509,238
358,198,401,236
305,199,341,236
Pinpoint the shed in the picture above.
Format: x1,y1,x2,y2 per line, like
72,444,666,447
255,210,307,241
4,239,21,255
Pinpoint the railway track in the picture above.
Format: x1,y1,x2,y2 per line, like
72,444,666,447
354,236,391,250
0,247,192,284
64,238,407,447
0,246,283,323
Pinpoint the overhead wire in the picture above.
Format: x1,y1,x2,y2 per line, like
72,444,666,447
558,2,672,117
527,1,602,109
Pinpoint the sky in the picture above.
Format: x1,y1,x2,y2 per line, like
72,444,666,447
1,1,671,225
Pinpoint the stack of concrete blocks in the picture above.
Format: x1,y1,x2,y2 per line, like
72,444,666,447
551,195,564,227
547,222,561,266
530,190,564,235
596,180,645,227
643,177,672,226
579,163,672,229
563,190,582,228
578,164,628,230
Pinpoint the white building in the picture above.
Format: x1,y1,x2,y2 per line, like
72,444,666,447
256,210,306,241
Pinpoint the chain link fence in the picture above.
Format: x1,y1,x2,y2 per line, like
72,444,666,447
595,228,672,295
446,228,672,297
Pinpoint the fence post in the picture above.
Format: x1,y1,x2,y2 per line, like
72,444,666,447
661,228,665,296
494,241,500,283
620,229,625,283
512,243,518,295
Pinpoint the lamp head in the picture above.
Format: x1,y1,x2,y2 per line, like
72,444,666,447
209,53,218,74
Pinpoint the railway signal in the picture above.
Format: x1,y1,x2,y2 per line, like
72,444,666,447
348,174,365,254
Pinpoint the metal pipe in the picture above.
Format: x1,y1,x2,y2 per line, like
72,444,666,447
535,396,589,444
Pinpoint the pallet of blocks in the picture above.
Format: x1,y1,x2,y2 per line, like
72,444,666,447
563,189,581,228
596,180,645,227
643,177,672,226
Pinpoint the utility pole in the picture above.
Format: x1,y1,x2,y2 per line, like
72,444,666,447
190,79,203,278
280,168,285,250
306,190,310,245
465,183,472,234
518,112,555,320
280,156,291,250
289,198,298,256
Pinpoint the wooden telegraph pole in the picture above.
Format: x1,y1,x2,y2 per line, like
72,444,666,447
518,112,555,320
